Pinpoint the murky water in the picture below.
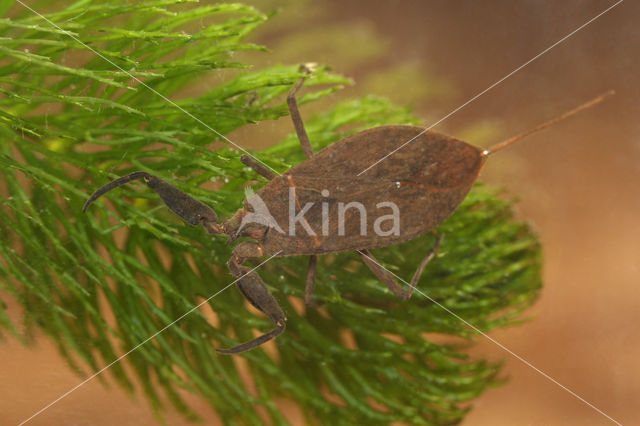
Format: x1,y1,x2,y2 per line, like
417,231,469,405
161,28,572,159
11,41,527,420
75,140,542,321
2,1,637,425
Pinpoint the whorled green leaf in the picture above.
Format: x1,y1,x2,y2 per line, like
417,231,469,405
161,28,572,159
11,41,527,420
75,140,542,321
0,1,542,425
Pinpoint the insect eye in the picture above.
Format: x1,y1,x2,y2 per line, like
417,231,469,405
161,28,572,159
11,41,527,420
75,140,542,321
250,229,263,239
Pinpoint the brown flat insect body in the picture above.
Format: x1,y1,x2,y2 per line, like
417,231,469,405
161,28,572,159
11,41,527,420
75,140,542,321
256,126,483,256
83,65,611,354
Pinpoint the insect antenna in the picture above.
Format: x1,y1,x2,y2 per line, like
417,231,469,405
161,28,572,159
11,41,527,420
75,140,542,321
482,90,614,156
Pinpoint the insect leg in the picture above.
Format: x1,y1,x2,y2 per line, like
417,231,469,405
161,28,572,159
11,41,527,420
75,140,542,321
240,154,276,180
82,171,222,235
287,64,314,160
286,64,320,305
304,255,317,305
217,242,286,354
358,233,443,301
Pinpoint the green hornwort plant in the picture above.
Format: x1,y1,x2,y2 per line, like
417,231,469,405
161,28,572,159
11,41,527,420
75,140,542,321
1,0,547,423
84,66,609,355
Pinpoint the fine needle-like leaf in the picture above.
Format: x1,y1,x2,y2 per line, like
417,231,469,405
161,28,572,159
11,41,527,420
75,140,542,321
0,1,542,424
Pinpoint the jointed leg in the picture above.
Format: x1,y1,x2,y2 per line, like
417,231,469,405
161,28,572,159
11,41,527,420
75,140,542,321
83,171,222,235
240,155,276,181
359,233,443,301
217,241,286,354
304,255,317,305
288,65,314,160
287,65,320,304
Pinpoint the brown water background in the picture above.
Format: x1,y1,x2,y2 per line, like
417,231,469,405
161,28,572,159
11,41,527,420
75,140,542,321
1,1,638,424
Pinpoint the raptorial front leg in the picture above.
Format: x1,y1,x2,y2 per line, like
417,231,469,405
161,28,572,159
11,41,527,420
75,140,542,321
359,232,443,301
83,171,222,235
217,241,286,354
